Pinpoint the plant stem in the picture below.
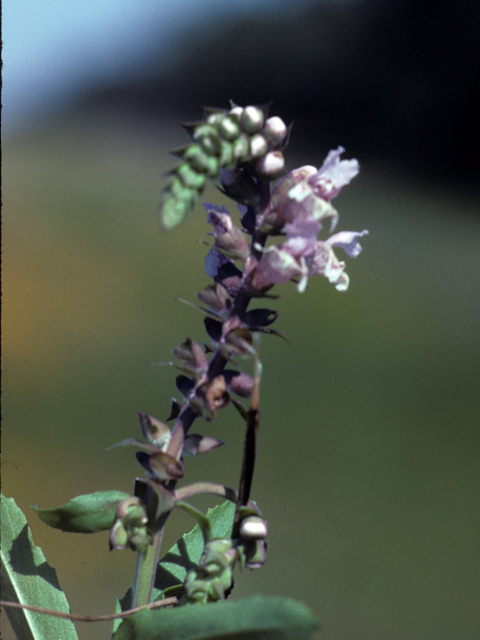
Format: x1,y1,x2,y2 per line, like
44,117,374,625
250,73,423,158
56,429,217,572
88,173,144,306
232,337,261,537
132,514,167,607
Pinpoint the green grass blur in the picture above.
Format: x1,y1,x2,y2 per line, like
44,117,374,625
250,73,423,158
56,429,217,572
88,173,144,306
2,110,479,640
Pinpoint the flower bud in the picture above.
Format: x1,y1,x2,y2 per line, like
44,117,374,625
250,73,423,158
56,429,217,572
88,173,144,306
199,134,221,156
206,206,250,260
256,151,285,179
128,526,153,552
169,177,197,207
200,538,237,573
263,116,288,147
241,105,265,134
138,412,171,447
183,144,220,177
193,124,222,156
229,105,244,119
206,112,224,126
173,337,209,372
116,496,143,519
239,516,268,540
249,134,268,159
160,193,190,232
184,570,209,603
232,134,252,163
177,163,206,191
110,521,129,550
193,122,219,141
218,114,242,141
245,539,267,569
223,370,254,398
196,283,231,313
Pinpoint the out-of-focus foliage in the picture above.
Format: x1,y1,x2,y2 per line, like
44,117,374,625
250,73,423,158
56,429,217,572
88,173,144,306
82,0,480,187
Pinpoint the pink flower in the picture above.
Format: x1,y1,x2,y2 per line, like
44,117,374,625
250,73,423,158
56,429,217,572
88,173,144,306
307,146,359,200
251,220,368,293
262,147,359,233
307,229,369,292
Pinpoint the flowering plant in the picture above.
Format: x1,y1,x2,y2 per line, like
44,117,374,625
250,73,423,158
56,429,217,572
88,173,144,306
1,103,367,640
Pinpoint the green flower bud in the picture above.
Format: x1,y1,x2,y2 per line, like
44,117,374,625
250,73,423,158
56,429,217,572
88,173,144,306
122,505,148,528
177,163,206,191
232,134,252,162
200,134,222,156
245,539,267,569
169,177,198,206
116,496,142,519
241,105,265,134
160,193,190,232
184,570,209,604
218,115,242,141
206,112,224,126
182,145,220,177
193,122,218,140
218,139,235,168
200,538,237,573
128,526,153,552
110,521,129,550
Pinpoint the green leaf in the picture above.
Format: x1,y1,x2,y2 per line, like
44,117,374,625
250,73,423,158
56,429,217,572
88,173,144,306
112,595,320,640
112,589,133,637
0,493,79,640
153,500,236,595
33,490,130,533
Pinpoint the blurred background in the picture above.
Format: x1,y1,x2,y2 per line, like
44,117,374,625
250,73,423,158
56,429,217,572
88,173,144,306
2,1,479,639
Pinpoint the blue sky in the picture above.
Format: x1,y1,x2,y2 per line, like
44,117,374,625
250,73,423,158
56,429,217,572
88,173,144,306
3,0,324,135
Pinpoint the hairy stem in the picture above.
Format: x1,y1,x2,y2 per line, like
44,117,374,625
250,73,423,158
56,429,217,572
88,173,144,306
132,513,167,607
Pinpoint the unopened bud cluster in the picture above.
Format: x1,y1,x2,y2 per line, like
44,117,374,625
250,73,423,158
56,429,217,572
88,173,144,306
109,496,152,552
160,103,288,231
184,509,268,604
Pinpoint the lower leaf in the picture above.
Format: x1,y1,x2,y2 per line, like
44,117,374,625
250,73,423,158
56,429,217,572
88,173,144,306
112,595,320,640
0,493,79,640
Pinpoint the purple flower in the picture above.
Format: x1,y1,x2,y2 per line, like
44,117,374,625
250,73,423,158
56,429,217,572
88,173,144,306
307,229,369,292
307,146,360,200
252,221,368,293
262,147,359,233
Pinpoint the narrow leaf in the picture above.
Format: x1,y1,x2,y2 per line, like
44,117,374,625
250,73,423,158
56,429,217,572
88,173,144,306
0,493,79,640
112,595,320,640
33,490,130,533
